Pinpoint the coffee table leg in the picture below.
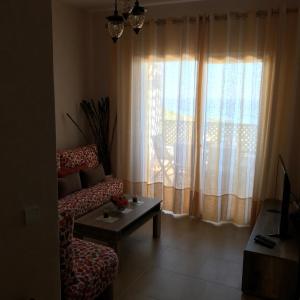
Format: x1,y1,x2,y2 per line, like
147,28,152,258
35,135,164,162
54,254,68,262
153,211,161,238
110,241,120,257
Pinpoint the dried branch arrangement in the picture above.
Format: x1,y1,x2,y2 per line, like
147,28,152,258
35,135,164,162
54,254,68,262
67,97,117,175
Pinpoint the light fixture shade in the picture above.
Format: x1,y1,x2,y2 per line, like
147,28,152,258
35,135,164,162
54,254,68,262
107,13,124,43
128,0,146,34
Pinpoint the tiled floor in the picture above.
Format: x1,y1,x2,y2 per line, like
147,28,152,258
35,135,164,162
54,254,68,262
114,213,261,300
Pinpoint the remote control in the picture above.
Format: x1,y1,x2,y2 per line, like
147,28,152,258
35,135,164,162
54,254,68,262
254,234,276,248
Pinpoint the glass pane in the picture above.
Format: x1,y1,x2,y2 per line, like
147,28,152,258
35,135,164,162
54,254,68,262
202,59,263,198
137,58,197,188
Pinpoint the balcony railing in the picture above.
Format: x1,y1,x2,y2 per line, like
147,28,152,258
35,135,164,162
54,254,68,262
153,120,257,152
150,120,258,187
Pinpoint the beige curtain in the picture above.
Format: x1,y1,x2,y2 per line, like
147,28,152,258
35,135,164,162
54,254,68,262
110,8,300,226
252,9,300,223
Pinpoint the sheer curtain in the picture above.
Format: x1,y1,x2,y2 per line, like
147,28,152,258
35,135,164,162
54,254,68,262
111,9,300,226
198,13,266,225
116,19,200,213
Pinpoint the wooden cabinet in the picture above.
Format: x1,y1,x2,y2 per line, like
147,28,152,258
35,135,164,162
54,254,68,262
242,199,299,300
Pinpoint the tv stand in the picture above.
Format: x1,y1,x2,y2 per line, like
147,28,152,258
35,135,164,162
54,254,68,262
242,199,299,300
267,232,291,239
267,233,283,238
266,208,281,213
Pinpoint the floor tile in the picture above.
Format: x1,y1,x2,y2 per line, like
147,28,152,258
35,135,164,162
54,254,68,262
115,213,258,300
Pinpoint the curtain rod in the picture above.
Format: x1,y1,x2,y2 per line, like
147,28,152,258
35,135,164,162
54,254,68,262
144,8,298,24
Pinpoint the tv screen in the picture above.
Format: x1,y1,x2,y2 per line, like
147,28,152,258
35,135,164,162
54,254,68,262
273,155,290,239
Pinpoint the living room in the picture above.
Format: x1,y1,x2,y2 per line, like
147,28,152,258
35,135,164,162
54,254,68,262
1,0,300,299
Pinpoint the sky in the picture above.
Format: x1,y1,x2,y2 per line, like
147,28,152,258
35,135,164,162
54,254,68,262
143,59,263,125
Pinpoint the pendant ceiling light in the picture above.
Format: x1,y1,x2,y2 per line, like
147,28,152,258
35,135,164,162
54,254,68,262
106,0,147,42
121,0,133,20
106,0,125,43
128,0,146,34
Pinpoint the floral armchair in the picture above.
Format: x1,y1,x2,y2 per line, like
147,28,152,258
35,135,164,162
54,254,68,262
59,211,118,300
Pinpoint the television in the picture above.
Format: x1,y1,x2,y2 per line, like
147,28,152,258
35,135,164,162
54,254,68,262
269,155,291,239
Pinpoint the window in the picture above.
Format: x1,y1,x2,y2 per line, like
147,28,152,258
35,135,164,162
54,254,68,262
133,56,263,199
202,59,263,197
135,58,198,188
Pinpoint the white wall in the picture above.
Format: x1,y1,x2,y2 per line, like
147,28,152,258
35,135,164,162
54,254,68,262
57,0,300,190
0,0,60,298
289,50,300,199
88,0,300,189
145,0,299,18
52,0,90,150
89,0,300,95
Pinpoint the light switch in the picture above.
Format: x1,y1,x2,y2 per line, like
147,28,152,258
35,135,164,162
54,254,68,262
24,206,40,225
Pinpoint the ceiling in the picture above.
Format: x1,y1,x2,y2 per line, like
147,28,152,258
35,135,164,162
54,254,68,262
63,0,206,11
62,0,299,12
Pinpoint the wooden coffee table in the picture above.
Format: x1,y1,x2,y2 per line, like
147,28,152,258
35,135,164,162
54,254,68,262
74,196,162,256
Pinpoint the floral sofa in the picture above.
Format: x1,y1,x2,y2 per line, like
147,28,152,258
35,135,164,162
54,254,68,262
57,144,123,218
57,144,123,299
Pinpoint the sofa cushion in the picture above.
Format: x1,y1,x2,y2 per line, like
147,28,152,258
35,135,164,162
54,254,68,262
81,145,99,168
58,177,123,218
58,144,98,170
64,238,118,300
58,173,82,199
58,164,87,178
80,165,106,188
